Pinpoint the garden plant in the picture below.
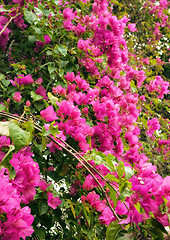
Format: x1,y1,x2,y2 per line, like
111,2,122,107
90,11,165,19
0,0,169,239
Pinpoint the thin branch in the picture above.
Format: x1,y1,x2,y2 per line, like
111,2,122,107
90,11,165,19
0,111,122,221
0,12,21,36
0,111,130,212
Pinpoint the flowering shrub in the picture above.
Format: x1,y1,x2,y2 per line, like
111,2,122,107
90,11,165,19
0,0,169,239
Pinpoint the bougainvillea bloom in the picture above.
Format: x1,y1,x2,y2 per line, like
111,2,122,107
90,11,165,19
13,92,22,102
40,106,58,121
47,192,62,209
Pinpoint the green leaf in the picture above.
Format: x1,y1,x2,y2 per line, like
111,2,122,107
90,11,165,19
48,64,56,74
117,233,136,240
124,166,134,180
0,7,11,12
130,80,137,93
42,137,47,151
119,188,132,200
35,228,46,239
59,69,64,77
58,45,67,57
48,92,58,105
105,174,119,183
9,166,16,180
32,26,42,34
82,205,91,226
22,121,34,134
0,73,5,80
149,218,168,235
3,4,18,10
117,161,124,177
24,10,39,25
66,199,76,218
134,202,141,213
106,183,117,207
42,126,52,137
0,104,5,111
105,154,117,170
0,74,10,87
39,201,49,215
0,145,15,171
9,122,31,151
49,121,59,136
1,79,10,87
149,228,164,240
106,222,121,240
94,154,103,165
34,7,42,15
34,102,45,111
60,60,69,68
142,116,148,127
31,91,43,102
28,35,36,43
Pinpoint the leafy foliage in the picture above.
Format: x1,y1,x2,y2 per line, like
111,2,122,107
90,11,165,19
0,0,169,239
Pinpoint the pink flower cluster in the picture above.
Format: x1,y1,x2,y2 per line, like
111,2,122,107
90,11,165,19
1,0,169,234
156,137,170,159
0,4,28,51
57,99,94,152
146,75,169,99
145,0,169,41
80,147,170,227
129,161,169,226
81,191,114,225
0,136,62,239
34,35,51,52
10,147,40,204
146,118,161,137
0,137,35,239
39,179,62,209
13,92,22,102
10,74,34,86
0,16,11,51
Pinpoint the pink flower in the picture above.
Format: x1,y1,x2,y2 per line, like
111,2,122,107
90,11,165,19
161,176,170,196
0,17,10,51
63,8,76,20
39,179,51,191
0,168,34,239
82,175,94,190
44,35,51,44
26,100,31,107
77,39,88,51
64,72,75,82
10,74,34,86
13,92,22,102
98,207,115,225
35,86,48,99
63,20,74,31
86,191,100,206
73,23,86,36
146,76,169,99
2,206,34,239
36,35,51,48
125,132,139,146
127,23,137,32
47,192,62,209
35,77,43,85
139,95,146,101
115,201,129,215
146,118,161,137
40,106,58,122
52,85,66,96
